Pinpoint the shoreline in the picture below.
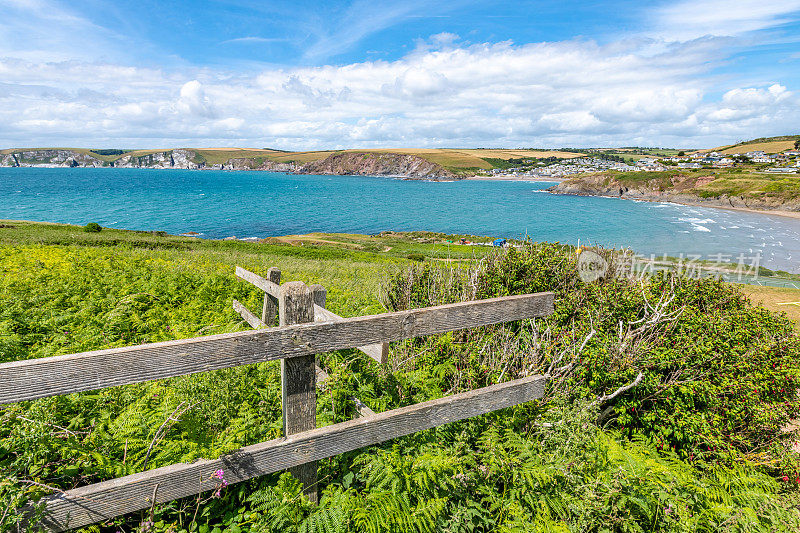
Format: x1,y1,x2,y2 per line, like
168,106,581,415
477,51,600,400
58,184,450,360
543,189,800,221
463,174,566,183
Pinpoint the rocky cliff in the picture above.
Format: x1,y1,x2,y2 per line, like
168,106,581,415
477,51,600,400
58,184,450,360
0,148,453,179
549,172,800,213
1,149,105,168
299,152,456,180
0,148,295,172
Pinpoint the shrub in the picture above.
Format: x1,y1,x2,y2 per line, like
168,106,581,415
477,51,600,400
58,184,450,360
406,252,425,262
383,243,800,469
83,222,102,233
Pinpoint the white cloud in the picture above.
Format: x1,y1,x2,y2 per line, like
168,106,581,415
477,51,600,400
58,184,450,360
0,2,799,149
177,80,215,118
0,0,132,62
650,0,800,41
2,36,797,150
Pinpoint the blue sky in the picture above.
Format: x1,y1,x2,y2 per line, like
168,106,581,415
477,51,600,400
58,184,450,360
1,0,799,148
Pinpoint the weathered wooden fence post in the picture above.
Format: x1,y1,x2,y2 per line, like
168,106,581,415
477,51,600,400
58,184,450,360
261,267,281,326
279,281,318,503
309,283,327,309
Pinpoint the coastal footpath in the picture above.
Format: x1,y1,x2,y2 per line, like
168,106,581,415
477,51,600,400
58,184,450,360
549,171,800,215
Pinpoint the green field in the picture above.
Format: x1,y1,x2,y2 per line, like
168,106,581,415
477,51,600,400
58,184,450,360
2,221,800,532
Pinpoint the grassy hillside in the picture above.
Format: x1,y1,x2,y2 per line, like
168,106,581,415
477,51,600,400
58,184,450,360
2,147,586,173
214,147,586,172
702,135,800,155
571,169,800,205
1,221,800,532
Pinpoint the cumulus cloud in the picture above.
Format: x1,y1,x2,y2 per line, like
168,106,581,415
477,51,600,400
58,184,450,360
0,31,799,149
177,80,215,118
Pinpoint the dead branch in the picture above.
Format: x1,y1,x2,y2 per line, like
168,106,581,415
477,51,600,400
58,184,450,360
597,372,643,404
142,401,195,471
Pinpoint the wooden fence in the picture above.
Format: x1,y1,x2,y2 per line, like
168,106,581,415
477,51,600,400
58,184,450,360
1,267,554,531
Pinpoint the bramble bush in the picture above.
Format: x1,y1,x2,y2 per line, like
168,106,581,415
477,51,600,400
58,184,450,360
83,222,102,233
383,243,800,472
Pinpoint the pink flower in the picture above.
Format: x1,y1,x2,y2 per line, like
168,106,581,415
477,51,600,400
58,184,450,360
782,476,790,482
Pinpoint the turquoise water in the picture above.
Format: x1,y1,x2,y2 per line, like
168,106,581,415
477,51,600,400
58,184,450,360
2,167,800,273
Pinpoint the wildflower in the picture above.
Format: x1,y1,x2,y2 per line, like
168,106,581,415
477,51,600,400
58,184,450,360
664,504,673,515
783,476,790,482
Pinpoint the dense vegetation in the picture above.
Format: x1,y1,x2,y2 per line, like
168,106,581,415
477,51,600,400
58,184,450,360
89,150,132,157
1,222,799,532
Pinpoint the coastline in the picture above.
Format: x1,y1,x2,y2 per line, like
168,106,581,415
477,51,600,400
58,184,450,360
463,174,566,183
544,189,800,221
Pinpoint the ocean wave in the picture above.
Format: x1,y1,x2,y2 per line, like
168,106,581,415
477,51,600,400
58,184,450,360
693,225,711,232
679,217,716,224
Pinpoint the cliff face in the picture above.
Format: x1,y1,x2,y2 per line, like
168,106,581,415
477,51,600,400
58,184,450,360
299,152,456,180
1,149,105,168
111,149,201,169
0,148,453,179
221,158,294,172
0,148,295,171
549,173,800,212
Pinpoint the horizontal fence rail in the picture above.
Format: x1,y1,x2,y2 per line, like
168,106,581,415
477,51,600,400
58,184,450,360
236,266,280,298
0,292,553,405
236,267,388,363
32,375,547,531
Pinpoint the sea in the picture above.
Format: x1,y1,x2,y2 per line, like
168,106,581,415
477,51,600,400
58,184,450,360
1,167,800,273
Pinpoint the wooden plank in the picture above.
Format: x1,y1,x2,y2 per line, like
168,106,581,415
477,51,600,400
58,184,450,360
279,281,318,503
310,282,387,363
315,364,329,387
351,396,376,418
31,375,547,531
313,306,389,364
261,267,281,326
236,266,280,298
0,291,554,405
232,299,265,329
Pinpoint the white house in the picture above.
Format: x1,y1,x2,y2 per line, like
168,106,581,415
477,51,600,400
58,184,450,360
765,167,799,174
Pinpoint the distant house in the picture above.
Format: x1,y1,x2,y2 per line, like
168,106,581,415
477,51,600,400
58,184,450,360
678,162,702,169
765,167,799,173
636,157,662,168
785,150,800,156
751,154,774,163
714,158,734,168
